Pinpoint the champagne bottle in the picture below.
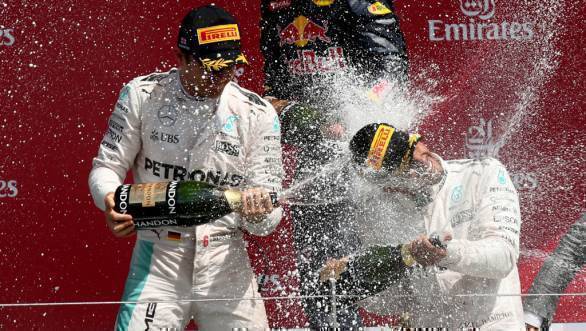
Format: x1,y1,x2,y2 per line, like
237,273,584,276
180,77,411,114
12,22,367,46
320,245,410,305
114,180,278,230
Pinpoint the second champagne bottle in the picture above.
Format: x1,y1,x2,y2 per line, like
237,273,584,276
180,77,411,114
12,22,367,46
114,180,279,230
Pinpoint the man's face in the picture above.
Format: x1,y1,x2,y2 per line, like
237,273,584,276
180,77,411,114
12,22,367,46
178,53,235,98
359,142,444,192
407,142,444,185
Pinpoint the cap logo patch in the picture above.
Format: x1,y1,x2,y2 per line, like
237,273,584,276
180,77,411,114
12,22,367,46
368,2,392,15
200,54,248,71
397,133,421,173
197,24,240,45
366,125,395,170
200,58,235,71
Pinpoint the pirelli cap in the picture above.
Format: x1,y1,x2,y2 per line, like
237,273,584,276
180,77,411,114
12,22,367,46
349,123,421,173
177,5,248,71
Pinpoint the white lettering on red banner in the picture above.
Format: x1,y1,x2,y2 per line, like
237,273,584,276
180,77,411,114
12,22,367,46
428,0,534,41
0,180,18,198
464,118,539,191
465,118,503,159
511,172,538,191
0,28,15,47
257,274,284,292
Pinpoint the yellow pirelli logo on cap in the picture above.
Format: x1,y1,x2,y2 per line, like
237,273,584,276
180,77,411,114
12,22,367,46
197,24,240,45
366,125,395,170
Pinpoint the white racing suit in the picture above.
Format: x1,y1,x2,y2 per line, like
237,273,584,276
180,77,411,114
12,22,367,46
360,157,524,330
88,69,283,330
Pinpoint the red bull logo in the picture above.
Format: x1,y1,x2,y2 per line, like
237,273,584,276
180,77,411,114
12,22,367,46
279,16,331,47
269,0,291,11
288,47,346,75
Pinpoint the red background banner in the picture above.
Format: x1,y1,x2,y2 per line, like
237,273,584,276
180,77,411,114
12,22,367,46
0,0,583,329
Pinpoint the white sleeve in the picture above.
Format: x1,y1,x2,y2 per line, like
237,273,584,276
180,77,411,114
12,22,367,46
524,311,543,328
240,102,283,236
439,159,521,279
88,84,142,211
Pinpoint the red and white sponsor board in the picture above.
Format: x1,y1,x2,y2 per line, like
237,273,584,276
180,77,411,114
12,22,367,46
0,0,583,329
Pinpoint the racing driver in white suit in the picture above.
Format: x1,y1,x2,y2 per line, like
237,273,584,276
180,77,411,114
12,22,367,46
323,123,524,330
88,5,282,330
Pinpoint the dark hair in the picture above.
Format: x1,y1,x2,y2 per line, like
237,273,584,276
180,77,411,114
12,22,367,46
178,49,195,64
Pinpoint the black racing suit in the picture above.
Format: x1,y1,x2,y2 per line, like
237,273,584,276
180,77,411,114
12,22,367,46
261,0,408,327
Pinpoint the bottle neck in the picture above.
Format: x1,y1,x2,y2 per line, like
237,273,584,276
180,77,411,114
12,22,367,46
223,190,280,210
223,190,242,210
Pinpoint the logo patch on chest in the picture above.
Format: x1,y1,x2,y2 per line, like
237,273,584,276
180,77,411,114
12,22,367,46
150,129,179,144
222,115,239,134
157,105,178,127
451,185,464,203
214,140,241,156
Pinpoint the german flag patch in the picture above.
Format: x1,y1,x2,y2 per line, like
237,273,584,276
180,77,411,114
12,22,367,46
167,231,181,241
